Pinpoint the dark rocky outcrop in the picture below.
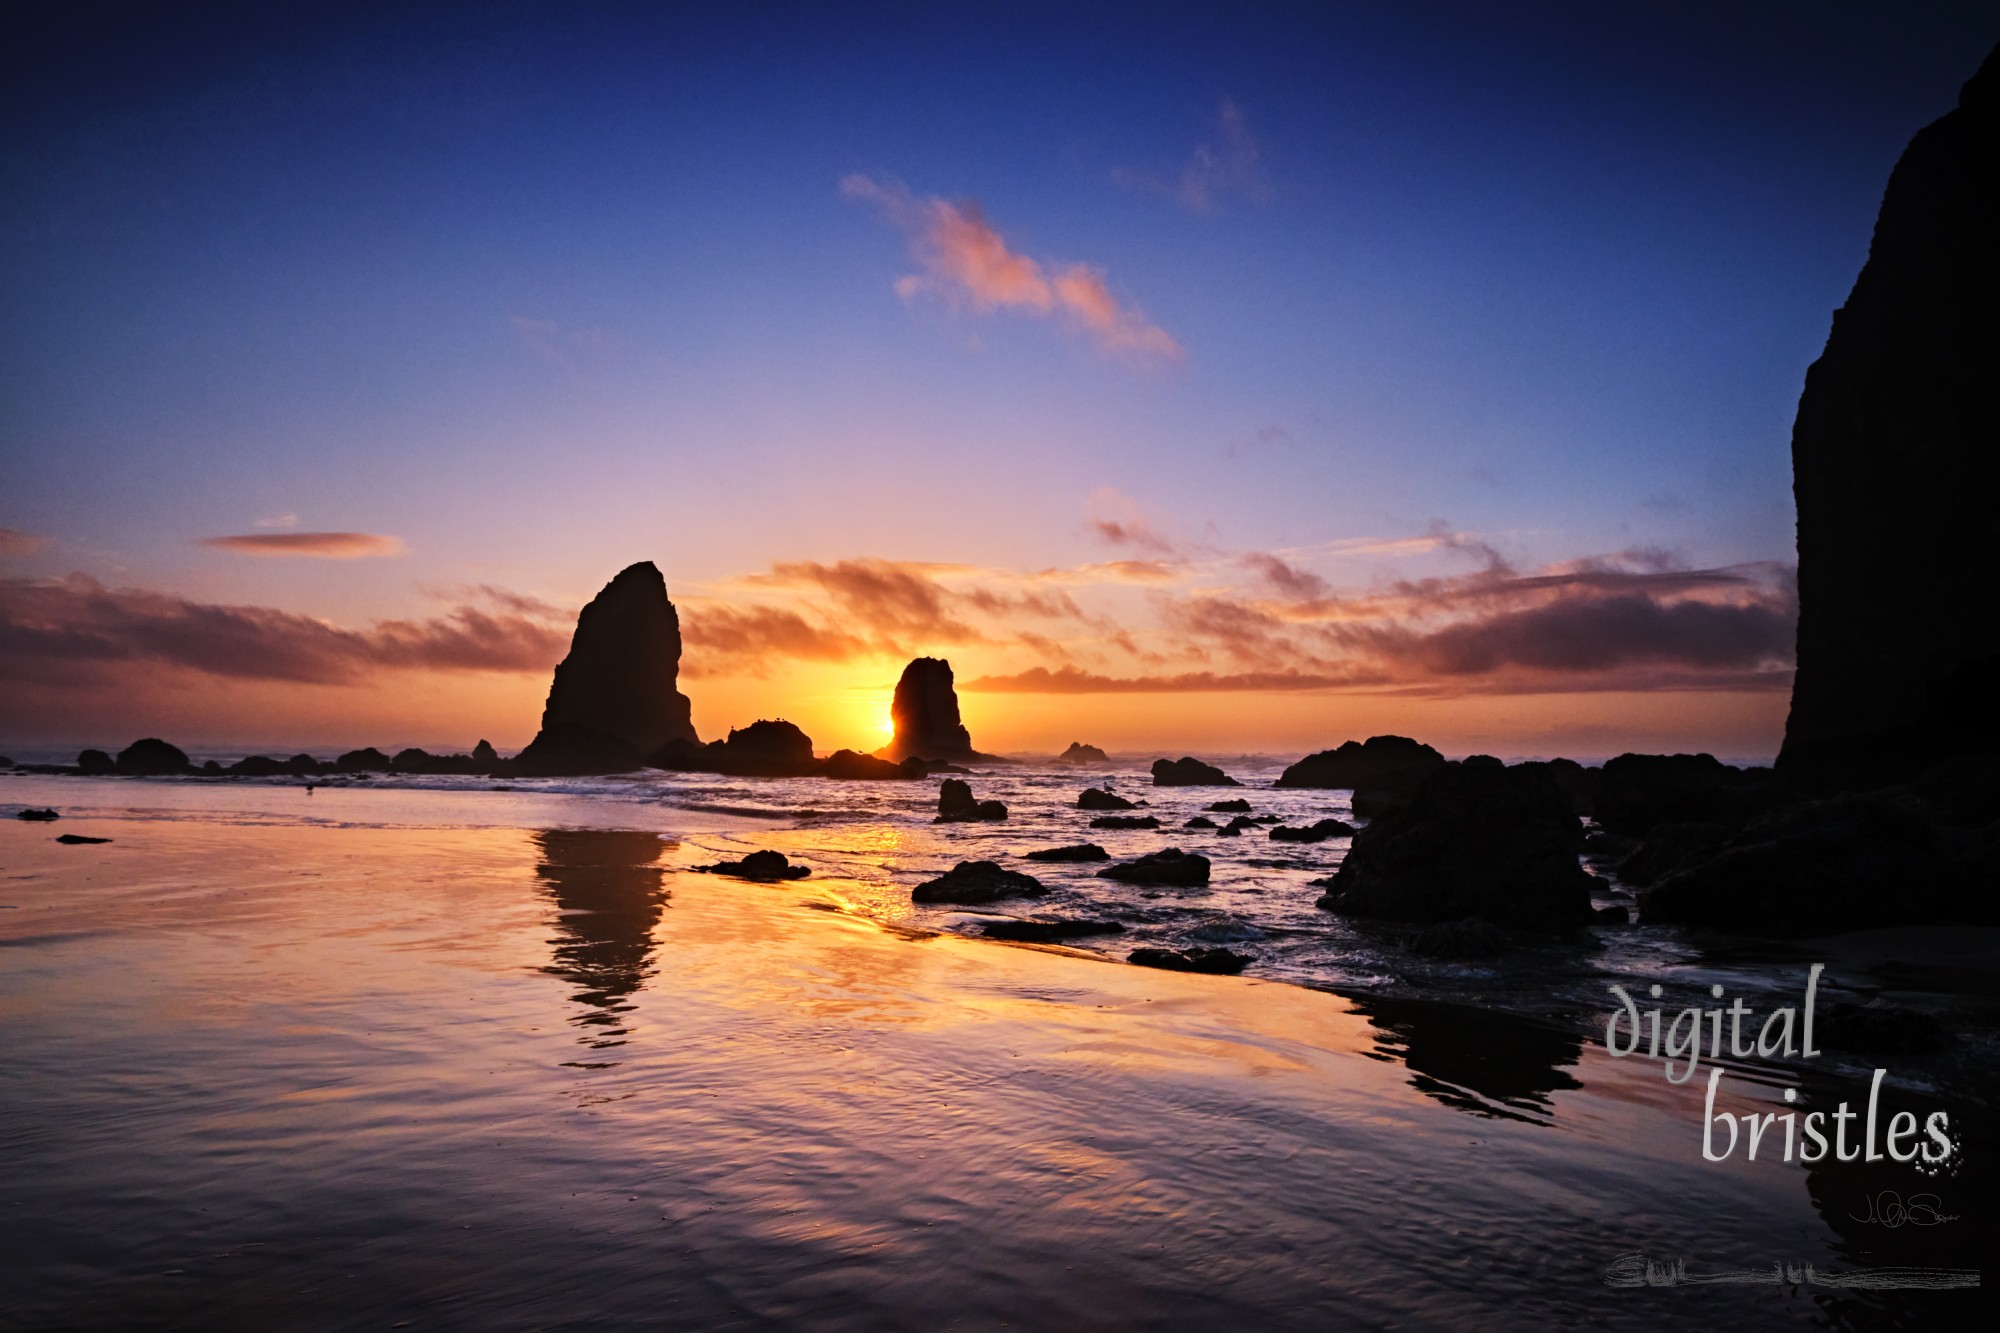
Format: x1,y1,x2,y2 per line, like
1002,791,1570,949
520,562,697,775
1216,815,1257,837
980,918,1125,942
936,778,1007,822
656,719,815,778
54,834,111,845
1268,818,1355,844
472,740,499,765
506,725,644,777
1638,793,1953,935
1316,757,1595,928
1184,816,1218,829
1022,844,1109,862
336,746,393,773
1779,47,2000,790
693,850,810,880
1127,946,1250,975
819,749,927,781
912,861,1048,904
1275,735,1445,791
76,749,113,775
1150,756,1239,787
1615,822,1730,887
115,738,191,776
1089,815,1160,830
1408,918,1511,959
1098,848,1211,886
880,657,990,763
1077,787,1136,811
17,808,59,821
1053,742,1110,766
1592,753,1784,836
227,755,288,777
285,754,323,775
1206,798,1251,813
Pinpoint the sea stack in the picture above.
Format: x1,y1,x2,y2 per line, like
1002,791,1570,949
1778,46,2000,788
879,657,981,763
513,562,698,775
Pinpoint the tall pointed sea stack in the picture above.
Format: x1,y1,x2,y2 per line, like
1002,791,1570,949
1778,46,2000,787
879,657,978,763
513,562,698,775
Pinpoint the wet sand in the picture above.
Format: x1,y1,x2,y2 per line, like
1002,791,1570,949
0,793,1985,1330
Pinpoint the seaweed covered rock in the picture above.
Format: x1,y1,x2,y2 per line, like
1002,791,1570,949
1317,757,1595,928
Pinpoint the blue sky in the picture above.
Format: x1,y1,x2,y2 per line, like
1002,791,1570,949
2,2,1993,754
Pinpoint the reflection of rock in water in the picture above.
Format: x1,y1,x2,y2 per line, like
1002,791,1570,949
533,830,670,1053
1344,993,1582,1124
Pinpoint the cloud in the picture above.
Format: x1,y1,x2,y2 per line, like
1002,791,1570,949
199,532,404,559
1240,552,1328,600
842,174,1182,363
0,576,562,687
965,666,1377,694
1086,487,1181,556
253,512,299,530
1114,97,1268,214
679,603,873,677
0,528,49,557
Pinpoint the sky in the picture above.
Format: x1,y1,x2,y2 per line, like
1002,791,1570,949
2,1,1994,760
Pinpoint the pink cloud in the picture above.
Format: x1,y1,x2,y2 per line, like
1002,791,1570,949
199,532,404,559
843,174,1182,362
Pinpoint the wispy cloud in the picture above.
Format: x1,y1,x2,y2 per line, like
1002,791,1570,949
1086,487,1182,556
842,174,1183,363
0,576,562,686
199,532,404,559
0,528,49,558
1114,97,1268,214
253,512,300,530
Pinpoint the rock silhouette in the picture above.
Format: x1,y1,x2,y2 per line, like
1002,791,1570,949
912,861,1048,904
114,738,191,775
936,778,1007,822
1077,787,1136,810
1099,848,1211,886
1022,844,1109,862
1150,757,1239,787
1317,758,1595,928
878,657,987,763
517,562,697,776
76,749,113,774
1268,818,1354,843
981,918,1124,942
656,719,814,777
1779,46,2000,788
1053,742,1110,766
1127,946,1248,974
1275,736,1445,790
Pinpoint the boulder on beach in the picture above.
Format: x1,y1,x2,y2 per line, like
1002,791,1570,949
114,738,191,776
17,808,59,821
936,778,1007,822
1268,818,1355,844
912,861,1048,904
1053,742,1110,766
1099,848,1211,886
285,754,324,775
1089,815,1160,830
879,657,993,763
980,918,1124,942
1316,757,1595,928
518,561,698,775
1275,735,1445,791
1151,756,1239,787
1077,787,1136,810
1023,843,1110,862
76,749,114,775
694,849,810,880
1205,798,1251,813
1127,946,1250,975
1778,47,2000,791
54,834,112,845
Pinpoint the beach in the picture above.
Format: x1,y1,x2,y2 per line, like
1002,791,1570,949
2,775,1986,1330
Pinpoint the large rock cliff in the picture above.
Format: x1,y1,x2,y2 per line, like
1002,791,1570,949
1779,46,2000,786
513,562,697,775
878,657,980,762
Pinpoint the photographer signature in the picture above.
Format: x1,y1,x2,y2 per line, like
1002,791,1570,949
1850,1191,1958,1228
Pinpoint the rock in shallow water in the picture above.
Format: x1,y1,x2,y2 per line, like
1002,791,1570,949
1022,844,1109,862
1274,735,1444,791
1316,757,1595,928
17,808,59,821
1128,946,1250,974
1089,815,1160,830
695,850,809,880
115,738,191,776
936,779,1007,822
1150,756,1239,787
54,834,112,845
1099,848,1211,886
1077,787,1136,810
912,861,1049,904
1268,818,1354,843
980,918,1125,942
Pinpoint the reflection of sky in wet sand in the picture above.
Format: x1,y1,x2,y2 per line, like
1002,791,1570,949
0,793,1986,1332
532,829,671,1057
